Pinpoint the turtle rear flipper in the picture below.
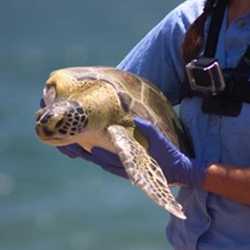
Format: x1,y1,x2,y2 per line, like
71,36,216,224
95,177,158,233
107,125,186,220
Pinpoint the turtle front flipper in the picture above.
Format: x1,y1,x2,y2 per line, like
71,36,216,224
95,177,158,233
107,125,186,220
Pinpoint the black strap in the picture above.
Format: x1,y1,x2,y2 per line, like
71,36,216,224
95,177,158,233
181,0,228,99
182,0,250,116
202,48,250,116
202,96,242,116
223,47,250,103
204,0,227,57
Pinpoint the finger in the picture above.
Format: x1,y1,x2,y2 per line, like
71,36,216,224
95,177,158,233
57,146,77,158
92,147,123,167
134,116,180,154
133,116,162,141
57,144,89,158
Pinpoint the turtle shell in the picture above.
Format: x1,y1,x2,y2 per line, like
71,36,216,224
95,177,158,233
49,66,192,155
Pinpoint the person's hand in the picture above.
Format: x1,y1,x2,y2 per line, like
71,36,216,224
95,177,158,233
133,116,208,187
57,144,128,178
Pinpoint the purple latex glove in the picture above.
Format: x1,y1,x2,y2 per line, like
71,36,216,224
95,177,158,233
133,117,207,187
57,144,128,179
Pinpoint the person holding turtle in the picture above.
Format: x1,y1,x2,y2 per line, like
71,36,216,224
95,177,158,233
56,0,250,249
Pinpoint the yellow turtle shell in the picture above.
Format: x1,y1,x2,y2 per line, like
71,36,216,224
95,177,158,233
46,66,192,155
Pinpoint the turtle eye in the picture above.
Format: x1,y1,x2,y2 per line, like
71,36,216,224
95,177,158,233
43,85,56,106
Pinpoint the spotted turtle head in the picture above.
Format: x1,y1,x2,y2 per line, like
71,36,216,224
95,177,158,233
35,100,88,145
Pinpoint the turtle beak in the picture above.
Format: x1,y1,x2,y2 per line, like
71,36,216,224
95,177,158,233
35,108,64,138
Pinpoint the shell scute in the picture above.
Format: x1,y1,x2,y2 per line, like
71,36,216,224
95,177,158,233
110,70,143,100
52,66,191,153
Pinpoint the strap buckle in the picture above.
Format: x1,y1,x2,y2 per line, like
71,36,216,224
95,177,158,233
186,57,226,96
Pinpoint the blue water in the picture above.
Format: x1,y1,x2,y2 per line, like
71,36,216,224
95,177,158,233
0,1,183,249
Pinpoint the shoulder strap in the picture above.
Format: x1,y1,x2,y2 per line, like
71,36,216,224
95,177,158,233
181,0,228,101
204,0,227,57
224,46,250,103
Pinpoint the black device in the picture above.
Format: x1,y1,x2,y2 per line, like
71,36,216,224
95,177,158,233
186,57,225,96
184,0,250,116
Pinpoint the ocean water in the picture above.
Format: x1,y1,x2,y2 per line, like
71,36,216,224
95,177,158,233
0,1,183,250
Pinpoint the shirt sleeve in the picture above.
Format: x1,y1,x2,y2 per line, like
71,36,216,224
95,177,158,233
117,0,204,105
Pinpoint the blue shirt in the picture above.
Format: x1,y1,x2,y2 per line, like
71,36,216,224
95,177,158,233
117,0,250,249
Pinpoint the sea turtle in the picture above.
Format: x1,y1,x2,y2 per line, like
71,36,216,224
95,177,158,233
35,66,191,220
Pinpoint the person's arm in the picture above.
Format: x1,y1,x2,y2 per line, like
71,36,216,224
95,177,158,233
134,117,250,206
204,164,250,205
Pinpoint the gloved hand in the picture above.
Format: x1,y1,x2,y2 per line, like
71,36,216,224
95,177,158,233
133,117,208,187
57,144,128,179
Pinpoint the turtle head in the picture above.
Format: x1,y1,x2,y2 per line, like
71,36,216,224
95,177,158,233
35,100,88,146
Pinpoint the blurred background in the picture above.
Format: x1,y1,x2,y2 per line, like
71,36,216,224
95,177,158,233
0,0,183,250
